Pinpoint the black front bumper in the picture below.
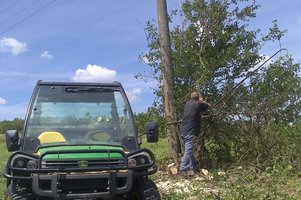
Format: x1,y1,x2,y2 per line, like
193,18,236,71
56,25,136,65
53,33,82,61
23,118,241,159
3,148,157,199
32,171,133,199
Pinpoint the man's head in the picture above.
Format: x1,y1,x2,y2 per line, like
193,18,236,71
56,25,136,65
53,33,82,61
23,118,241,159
190,91,200,101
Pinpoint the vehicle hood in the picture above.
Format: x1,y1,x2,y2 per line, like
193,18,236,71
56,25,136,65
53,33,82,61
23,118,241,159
37,145,125,160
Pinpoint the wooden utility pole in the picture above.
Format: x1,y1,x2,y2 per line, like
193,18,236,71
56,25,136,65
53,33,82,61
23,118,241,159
156,0,181,165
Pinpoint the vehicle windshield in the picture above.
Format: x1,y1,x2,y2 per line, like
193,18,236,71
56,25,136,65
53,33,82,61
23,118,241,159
25,85,136,149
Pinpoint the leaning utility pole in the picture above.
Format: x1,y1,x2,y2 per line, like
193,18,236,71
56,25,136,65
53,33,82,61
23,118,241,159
156,0,181,165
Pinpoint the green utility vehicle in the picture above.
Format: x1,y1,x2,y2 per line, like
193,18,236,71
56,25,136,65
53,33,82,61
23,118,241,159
3,81,160,200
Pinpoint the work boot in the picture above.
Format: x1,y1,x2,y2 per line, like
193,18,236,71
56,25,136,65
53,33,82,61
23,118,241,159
179,170,195,179
186,170,195,176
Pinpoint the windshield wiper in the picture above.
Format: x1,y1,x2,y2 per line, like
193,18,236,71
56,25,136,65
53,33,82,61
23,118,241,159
65,87,116,93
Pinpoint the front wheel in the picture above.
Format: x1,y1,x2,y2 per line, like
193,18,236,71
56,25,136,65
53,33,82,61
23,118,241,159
4,183,33,200
133,178,161,200
4,184,12,200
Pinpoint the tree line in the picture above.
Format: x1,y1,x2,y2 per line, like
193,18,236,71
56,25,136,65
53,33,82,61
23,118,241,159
0,118,24,134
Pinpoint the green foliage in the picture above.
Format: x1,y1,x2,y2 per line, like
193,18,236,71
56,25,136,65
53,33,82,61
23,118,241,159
142,139,301,199
135,103,166,136
140,0,265,113
0,118,24,134
139,0,301,170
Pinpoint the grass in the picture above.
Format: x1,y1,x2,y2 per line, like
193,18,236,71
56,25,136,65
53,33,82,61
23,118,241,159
141,136,173,170
143,138,301,200
1,135,300,199
0,135,9,199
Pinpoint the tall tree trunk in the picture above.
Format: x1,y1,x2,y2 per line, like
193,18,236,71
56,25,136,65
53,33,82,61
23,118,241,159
156,0,181,165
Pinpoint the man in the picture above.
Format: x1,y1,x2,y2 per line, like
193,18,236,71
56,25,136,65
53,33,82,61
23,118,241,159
179,91,210,174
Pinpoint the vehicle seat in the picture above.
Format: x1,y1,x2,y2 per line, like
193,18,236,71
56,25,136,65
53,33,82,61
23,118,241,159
38,131,66,144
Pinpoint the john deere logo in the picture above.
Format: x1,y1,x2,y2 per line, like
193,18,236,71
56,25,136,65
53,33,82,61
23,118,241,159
78,160,88,168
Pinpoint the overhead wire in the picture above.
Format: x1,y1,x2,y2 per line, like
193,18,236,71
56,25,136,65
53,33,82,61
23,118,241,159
0,0,20,16
0,0,41,27
0,0,57,36
213,48,288,111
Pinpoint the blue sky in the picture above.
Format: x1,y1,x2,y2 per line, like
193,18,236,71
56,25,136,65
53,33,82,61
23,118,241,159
0,0,301,120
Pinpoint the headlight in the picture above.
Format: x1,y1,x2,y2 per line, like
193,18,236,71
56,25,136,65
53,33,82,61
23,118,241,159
12,155,38,169
136,155,149,165
15,158,26,168
27,160,38,169
127,153,150,167
128,158,137,167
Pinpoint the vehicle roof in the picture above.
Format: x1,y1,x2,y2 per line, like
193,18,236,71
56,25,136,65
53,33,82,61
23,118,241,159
37,80,122,87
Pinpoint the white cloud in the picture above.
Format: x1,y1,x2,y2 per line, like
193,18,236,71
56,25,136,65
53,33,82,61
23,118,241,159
0,37,27,55
40,51,53,59
0,97,7,105
126,88,142,102
72,64,117,82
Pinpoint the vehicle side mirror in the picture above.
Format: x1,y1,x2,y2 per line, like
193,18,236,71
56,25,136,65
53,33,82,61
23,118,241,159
6,130,20,152
146,122,159,143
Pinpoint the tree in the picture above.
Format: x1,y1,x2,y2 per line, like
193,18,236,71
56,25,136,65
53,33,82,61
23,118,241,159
139,0,301,167
156,0,181,165
141,0,263,115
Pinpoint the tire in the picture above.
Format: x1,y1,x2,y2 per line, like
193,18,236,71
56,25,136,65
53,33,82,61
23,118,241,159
133,178,161,200
4,184,12,200
4,183,33,200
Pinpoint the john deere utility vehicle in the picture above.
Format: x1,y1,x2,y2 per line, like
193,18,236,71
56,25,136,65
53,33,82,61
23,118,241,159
3,81,160,200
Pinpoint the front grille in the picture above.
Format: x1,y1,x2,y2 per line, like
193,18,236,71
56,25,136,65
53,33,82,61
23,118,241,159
41,159,125,169
38,176,128,194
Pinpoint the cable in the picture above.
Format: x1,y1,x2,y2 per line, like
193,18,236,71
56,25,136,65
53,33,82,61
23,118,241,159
167,48,289,125
0,0,57,36
0,0,41,26
0,0,20,16
214,48,288,109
